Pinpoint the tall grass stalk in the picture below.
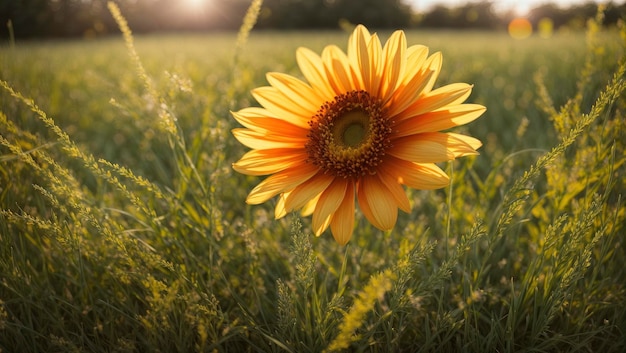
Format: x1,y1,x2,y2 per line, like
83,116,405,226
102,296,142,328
6,20,15,50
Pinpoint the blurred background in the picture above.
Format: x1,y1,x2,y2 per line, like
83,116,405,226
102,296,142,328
0,0,624,39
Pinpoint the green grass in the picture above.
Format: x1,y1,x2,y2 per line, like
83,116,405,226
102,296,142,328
1,3,625,352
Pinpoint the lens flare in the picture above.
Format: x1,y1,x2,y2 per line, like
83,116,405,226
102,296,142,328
508,18,533,40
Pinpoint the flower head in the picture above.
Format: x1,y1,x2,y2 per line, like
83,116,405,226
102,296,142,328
232,25,485,244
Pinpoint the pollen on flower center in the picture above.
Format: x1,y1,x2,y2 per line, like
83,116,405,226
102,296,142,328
305,90,393,178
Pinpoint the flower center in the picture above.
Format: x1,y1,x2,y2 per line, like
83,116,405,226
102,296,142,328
305,90,393,178
334,110,369,148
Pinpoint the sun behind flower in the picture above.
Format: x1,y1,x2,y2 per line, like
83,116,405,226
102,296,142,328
232,25,485,245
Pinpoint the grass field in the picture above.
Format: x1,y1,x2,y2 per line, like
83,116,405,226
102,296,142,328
1,3,625,352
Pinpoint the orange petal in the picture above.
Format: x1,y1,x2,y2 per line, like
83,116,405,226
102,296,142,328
231,108,308,137
394,104,486,137
231,128,308,150
385,156,450,190
312,179,348,236
394,83,473,121
448,132,483,152
233,149,308,176
330,181,355,245
357,175,398,231
377,167,411,213
296,47,335,100
252,87,313,129
246,163,319,205
284,173,335,212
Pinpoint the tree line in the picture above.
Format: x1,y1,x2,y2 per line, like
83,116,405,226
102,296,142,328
1,0,624,39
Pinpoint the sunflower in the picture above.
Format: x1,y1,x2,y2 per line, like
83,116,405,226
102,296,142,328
232,25,485,245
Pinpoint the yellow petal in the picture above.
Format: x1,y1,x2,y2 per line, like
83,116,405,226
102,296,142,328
385,46,433,117
357,175,398,231
347,24,371,91
364,33,382,97
266,72,325,112
400,45,429,87
429,83,474,106
233,149,308,176
448,132,483,151
312,179,348,236
232,128,307,150
284,173,335,212
300,193,321,217
385,157,450,190
379,29,406,102
231,107,270,127
252,87,313,129
386,70,434,118
246,163,319,205
313,213,332,237
387,132,454,163
406,44,429,66
322,45,355,94
394,104,486,137
421,52,443,94
275,192,288,219
296,47,335,100
387,53,442,116
330,182,355,245
390,132,477,163
349,24,372,49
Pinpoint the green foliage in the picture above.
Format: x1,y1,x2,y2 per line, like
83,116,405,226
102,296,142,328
1,3,625,353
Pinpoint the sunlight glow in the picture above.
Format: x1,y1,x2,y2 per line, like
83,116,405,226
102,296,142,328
185,0,208,10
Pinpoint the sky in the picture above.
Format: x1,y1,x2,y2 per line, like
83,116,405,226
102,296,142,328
407,0,613,16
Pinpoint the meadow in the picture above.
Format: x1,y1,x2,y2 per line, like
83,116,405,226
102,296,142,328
1,3,625,352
